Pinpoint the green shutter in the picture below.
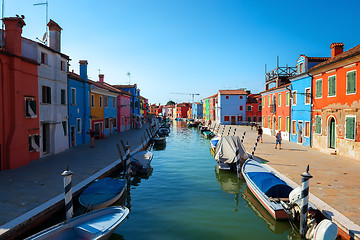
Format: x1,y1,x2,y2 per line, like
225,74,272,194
347,71,356,94
346,117,355,139
278,94,281,106
329,76,336,96
315,116,321,134
316,79,322,98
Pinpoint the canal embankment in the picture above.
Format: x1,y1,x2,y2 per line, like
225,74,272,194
0,122,160,240
207,123,360,240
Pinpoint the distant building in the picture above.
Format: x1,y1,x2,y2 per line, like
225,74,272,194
246,93,262,123
176,103,190,119
192,102,203,120
113,84,141,116
216,90,247,125
309,43,360,159
203,94,217,122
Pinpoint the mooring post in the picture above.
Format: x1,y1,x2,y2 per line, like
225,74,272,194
300,165,313,238
121,140,126,152
125,145,131,180
251,135,260,158
227,126,231,136
61,165,73,220
241,132,246,143
235,147,241,178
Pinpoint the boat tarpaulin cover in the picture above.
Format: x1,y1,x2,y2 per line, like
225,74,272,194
214,136,249,164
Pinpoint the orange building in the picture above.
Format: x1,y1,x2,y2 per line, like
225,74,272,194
0,17,40,170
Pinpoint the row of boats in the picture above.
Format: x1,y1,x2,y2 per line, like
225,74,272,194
203,125,339,240
25,123,171,240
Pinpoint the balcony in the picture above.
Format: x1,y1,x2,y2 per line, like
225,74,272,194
266,67,297,83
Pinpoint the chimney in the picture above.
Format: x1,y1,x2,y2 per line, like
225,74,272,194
3,16,26,56
47,19,62,52
79,60,88,81
330,43,344,58
99,74,104,83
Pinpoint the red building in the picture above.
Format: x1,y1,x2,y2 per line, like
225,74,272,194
246,93,262,123
156,105,163,116
0,17,40,170
175,103,190,119
310,43,360,159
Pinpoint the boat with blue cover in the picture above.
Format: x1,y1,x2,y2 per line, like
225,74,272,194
25,206,129,240
79,177,127,210
241,159,293,220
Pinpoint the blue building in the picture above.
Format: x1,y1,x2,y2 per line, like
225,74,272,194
67,60,91,147
113,84,141,116
192,102,203,119
216,89,247,125
289,55,329,146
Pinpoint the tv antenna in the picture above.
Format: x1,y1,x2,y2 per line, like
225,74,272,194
126,72,131,85
33,0,48,44
171,92,200,103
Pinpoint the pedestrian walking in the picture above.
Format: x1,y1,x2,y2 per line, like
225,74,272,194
257,126,263,143
88,129,95,148
275,130,282,149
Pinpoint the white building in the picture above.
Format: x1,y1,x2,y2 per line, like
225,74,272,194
22,20,70,156
216,89,248,125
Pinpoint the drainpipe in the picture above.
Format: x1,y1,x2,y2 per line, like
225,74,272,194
307,73,313,147
286,86,292,141
0,59,5,170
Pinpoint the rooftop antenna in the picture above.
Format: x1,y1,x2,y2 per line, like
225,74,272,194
33,0,48,44
127,72,131,85
98,69,101,75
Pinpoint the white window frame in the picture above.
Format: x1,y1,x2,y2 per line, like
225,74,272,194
328,75,337,97
278,93,282,107
71,88,76,105
304,88,311,105
100,96,103,108
25,97,37,118
345,115,356,140
305,121,310,138
315,79,323,99
346,70,356,96
29,134,40,152
76,118,81,133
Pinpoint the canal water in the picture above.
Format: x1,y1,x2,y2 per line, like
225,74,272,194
112,121,301,240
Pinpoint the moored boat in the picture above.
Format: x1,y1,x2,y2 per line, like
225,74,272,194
131,151,154,174
25,206,129,240
158,127,170,136
79,177,126,210
202,131,215,138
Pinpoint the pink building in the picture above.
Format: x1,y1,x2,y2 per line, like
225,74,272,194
117,91,131,132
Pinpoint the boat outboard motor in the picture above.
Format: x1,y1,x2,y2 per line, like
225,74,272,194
305,219,338,240
287,187,302,220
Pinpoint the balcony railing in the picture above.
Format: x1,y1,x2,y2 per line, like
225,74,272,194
266,67,297,83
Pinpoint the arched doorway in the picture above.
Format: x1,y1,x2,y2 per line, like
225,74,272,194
328,117,336,149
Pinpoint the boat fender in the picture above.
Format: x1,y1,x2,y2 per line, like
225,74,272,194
307,219,338,240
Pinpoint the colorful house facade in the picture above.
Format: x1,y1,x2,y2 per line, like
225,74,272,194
289,55,329,147
310,43,360,159
246,93,262,123
23,19,70,157
67,60,91,147
0,17,40,170
192,102,203,120
175,103,190,119
114,84,141,116
216,90,247,125
117,91,131,132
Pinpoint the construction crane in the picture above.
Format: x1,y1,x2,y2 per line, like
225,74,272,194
171,92,200,103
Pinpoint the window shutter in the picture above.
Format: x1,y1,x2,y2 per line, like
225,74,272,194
315,116,321,134
347,72,356,94
30,100,37,115
346,117,355,139
25,99,30,117
47,87,51,103
329,76,336,96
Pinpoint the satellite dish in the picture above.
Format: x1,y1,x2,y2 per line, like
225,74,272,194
42,32,48,43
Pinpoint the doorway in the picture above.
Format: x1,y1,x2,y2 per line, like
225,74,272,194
42,123,50,154
328,117,336,149
298,121,303,143
231,116,236,125
71,126,76,147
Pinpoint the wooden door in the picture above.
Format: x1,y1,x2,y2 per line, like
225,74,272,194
231,116,236,125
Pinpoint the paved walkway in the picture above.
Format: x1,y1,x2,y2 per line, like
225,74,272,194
209,123,360,239
0,123,156,238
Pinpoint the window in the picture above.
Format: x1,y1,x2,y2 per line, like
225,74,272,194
113,98,116,108
328,75,336,97
237,116,241,121
259,105,262,111
305,88,311,104
91,94,95,107
76,118,81,133
224,116,230,121
247,117,251,122
263,97,265,107
239,106,243,111
345,116,355,140
259,116,262,122
316,79,323,98
292,121,296,134
225,96,229,99
61,89,66,105
25,97,37,118
286,92,290,106
278,116,281,130
299,62,304,74
28,134,40,152
292,91,297,105
278,93,282,107
105,118,109,129
346,71,356,95
286,117,290,132
268,116,271,128
42,86,51,104
100,96,103,108
113,118,116,127
105,96,108,108
239,96,243,99
62,121,67,136
60,61,65,71
268,95,271,107
41,52,48,65
305,122,310,137
247,105,252,111
315,116,321,134
71,88,76,105
262,116,265,127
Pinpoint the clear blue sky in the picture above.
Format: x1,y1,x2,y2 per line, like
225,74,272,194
4,0,360,105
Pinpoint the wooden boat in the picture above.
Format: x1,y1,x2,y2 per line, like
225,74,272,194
200,126,209,132
214,136,249,171
25,206,129,240
241,159,293,220
158,127,170,136
187,122,199,127
79,177,127,210
153,136,166,145
131,151,154,174
202,131,215,138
